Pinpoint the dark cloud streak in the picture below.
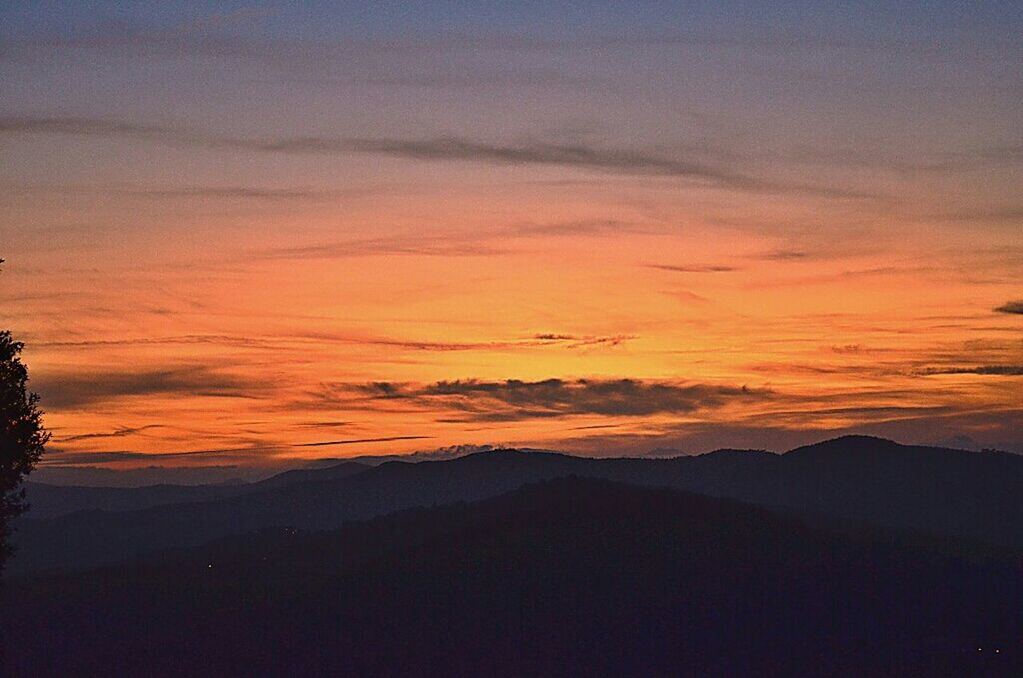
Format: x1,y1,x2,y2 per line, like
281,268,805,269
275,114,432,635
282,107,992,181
921,365,1023,376
34,367,269,410
349,378,769,422
994,300,1023,315
648,264,739,273
0,115,875,198
56,424,165,443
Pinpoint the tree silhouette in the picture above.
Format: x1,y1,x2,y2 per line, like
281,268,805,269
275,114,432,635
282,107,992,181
0,259,48,574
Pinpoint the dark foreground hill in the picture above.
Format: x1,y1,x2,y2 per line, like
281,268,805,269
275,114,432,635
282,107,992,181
11,436,1023,573
2,478,1019,677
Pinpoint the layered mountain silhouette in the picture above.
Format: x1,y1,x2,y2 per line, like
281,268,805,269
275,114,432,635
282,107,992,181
3,476,1019,676
12,436,1023,574
20,462,367,519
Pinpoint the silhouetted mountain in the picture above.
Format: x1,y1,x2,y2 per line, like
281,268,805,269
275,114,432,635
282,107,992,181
29,464,268,487
21,462,367,519
246,461,367,489
11,450,591,572
2,478,1018,676
731,435,1023,549
11,436,1023,574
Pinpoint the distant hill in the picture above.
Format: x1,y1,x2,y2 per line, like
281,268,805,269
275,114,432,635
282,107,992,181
11,436,1023,573
29,464,268,487
3,478,1019,676
22,462,368,519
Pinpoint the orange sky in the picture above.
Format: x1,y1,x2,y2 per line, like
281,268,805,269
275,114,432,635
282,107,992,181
1,4,1021,470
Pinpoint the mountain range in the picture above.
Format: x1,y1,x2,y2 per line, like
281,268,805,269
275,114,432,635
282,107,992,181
12,435,1023,574
4,473,1019,676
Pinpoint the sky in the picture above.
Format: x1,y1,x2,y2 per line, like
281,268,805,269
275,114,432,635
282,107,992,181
1,1,1021,473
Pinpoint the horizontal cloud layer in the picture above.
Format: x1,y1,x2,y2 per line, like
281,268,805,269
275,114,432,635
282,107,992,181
0,115,874,198
350,378,769,422
33,366,268,410
995,300,1023,315
922,365,1023,376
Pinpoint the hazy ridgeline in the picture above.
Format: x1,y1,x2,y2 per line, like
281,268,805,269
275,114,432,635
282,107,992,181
3,436,1022,675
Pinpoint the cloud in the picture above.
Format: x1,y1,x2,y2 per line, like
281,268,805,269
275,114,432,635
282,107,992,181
298,421,353,430
116,186,336,201
531,334,633,349
0,115,874,198
55,424,165,443
40,451,183,465
33,366,269,410
349,378,769,422
647,264,739,273
35,330,634,355
343,67,599,89
252,219,642,261
921,365,1023,376
12,181,389,203
9,17,1016,64
336,137,753,186
755,249,810,261
293,330,633,352
290,436,431,448
0,116,214,146
513,218,636,237
35,335,279,349
928,206,1023,225
254,235,512,260
994,300,1023,315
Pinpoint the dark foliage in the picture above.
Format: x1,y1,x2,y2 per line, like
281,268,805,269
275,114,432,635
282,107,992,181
0,326,49,574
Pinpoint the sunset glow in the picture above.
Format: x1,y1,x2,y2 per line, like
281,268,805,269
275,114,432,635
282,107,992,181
2,2,1020,472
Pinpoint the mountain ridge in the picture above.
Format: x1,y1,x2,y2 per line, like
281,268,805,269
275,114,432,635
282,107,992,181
12,435,1023,574
4,476,1019,676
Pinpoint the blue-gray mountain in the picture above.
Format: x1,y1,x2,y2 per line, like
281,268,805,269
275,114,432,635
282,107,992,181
3,475,1019,676
12,436,1023,574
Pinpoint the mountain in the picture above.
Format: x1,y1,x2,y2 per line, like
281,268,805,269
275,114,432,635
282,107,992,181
2,478,1018,676
726,435,1023,549
21,462,368,519
10,436,1023,574
10,450,592,572
29,464,269,487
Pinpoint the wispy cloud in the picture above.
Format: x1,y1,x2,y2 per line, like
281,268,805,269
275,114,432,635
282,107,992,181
35,335,277,350
920,365,1023,376
8,16,1019,62
994,300,1023,315
55,424,165,444
0,115,876,198
253,235,513,260
755,249,811,261
116,186,337,201
346,378,769,422
333,67,600,89
32,329,636,355
251,219,640,261
531,334,633,349
647,264,739,273
34,366,270,410
926,206,1023,225
298,421,353,430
